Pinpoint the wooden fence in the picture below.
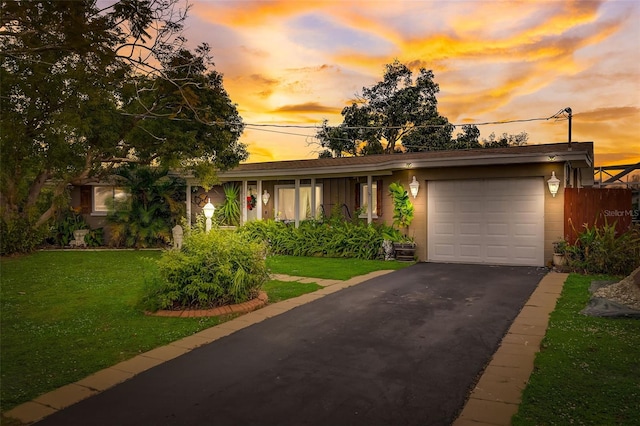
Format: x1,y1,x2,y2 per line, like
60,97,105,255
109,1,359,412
564,187,633,244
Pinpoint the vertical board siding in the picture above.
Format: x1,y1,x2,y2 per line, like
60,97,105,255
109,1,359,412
564,188,633,244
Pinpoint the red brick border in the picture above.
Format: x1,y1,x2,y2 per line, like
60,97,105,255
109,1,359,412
147,292,268,318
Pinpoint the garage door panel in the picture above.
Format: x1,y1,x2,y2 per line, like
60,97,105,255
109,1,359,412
434,244,455,256
460,244,481,257
487,222,509,236
428,178,544,266
460,222,481,236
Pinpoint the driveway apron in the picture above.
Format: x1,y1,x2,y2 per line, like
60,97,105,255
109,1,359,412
35,263,546,426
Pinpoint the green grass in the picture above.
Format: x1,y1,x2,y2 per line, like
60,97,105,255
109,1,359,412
262,280,322,303
0,251,406,412
266,255,411,280
513,274,640,425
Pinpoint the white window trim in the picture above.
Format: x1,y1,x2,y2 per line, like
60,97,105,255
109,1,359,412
358,182,378,219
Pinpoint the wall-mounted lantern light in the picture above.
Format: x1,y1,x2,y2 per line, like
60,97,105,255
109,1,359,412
547,171,560,198
203,198,215,232
262,189,270,205
409,176,420,199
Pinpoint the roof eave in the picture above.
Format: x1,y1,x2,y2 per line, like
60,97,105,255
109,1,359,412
217,150,592,180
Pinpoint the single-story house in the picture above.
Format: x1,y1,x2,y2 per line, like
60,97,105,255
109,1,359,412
73,141,594,266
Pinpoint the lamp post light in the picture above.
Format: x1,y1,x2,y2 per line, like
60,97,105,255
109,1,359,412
547,172,560,198
203,198,215,232
409,176,420,199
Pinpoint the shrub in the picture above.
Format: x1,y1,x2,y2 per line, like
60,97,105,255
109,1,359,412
237,218,385,260
0,213,48,255
566,222,640,276
108,165,185,248
47,208,89,246
143,230,269,311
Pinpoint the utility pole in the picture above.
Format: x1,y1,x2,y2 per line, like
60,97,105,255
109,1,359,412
565,107,572,149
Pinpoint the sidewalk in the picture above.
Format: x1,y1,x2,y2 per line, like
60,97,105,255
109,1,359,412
453,272,568,426
6,270,567,426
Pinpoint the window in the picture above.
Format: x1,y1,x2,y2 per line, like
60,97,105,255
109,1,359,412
92,186,129,215
357,180,382,218
275,184,323,221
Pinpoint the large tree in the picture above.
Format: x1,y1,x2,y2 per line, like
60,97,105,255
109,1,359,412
316,60,452,157
0,0,246,253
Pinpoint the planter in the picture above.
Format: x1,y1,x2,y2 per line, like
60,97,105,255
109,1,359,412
393,242,416,262
69,229,89,248
553,253,566,266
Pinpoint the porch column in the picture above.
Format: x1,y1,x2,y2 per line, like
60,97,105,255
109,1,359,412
294,178,300,227
367,175,373,224
242,180,248,225
186,183,192,226
310,177,316,219
257,180,263,220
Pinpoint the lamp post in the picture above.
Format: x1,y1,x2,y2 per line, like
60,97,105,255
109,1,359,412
409,176,420,199
203,198,215,232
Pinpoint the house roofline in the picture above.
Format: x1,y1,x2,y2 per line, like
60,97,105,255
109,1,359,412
215,142,593,181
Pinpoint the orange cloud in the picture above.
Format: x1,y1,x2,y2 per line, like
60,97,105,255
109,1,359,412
271,102,340,114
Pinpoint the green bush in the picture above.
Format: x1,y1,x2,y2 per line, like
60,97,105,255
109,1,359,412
0,213,48,255
238,218,385,260
143,230,269,311
47,208,89,246
566,222,640,276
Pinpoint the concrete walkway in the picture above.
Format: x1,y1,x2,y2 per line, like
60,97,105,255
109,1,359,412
6,270,568,426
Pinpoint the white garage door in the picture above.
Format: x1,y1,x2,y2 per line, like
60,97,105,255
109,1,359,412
428,178,544,266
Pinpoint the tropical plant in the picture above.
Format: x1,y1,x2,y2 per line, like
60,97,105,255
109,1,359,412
215,183,241,226
388,182,414,232
108,165,185,248
143,230,269,310
238,218,388,260
48,208,89,246
566,221,640,276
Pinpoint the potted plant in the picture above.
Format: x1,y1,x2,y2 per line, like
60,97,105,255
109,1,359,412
388,182,416,261
552,239,567,266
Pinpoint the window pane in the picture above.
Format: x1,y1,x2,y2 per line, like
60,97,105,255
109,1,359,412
277,187,295,220
360,183,377,216
276,185,323,221
93,187,130,212
93,187,113,212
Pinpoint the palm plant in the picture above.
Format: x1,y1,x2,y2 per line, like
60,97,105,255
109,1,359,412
108,164,185,248
215,183,241,226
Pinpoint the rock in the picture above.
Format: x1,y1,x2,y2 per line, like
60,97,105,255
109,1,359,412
582,266,640,317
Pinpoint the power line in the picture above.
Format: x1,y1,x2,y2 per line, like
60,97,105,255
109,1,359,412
236,110,568,132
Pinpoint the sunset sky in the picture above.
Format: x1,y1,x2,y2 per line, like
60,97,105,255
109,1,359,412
183,0,640,167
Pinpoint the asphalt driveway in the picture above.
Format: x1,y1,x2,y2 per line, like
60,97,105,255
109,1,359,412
35,262,546,426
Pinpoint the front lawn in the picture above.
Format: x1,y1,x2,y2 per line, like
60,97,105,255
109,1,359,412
0,251,408,412
513,274,640,425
